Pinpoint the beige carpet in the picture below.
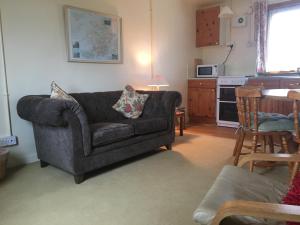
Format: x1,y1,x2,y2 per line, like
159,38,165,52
0,128,286,225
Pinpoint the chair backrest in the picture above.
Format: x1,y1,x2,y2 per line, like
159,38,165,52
235,86,263,132
287,90,300,142
287,90,300,180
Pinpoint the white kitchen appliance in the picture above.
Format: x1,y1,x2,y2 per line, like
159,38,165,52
196,64,225,77
217,76,249,128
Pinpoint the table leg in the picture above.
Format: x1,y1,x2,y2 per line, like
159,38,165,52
179,115,183,136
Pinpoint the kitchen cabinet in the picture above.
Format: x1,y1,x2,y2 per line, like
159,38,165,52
247,77,300,115
196,6,220,47
188,79,216,122
247,79,280,88
280,78,300,89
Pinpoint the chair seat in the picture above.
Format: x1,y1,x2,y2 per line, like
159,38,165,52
193,165,288,225
287,113,300,120
90,122,134,147
258,112,288,121
251,112,294,132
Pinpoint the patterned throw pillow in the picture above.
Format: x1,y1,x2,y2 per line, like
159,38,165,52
113,85,149,119
50,81,78,103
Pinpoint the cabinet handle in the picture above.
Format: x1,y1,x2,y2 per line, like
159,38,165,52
260,82,264,86
289,83,300,86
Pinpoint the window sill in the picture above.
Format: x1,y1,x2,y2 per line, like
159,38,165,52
257,72,300,77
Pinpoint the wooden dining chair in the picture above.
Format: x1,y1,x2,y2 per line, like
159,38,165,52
287,89,300,178
233,86,294,169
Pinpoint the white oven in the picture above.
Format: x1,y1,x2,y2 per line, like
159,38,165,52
217,77,248,128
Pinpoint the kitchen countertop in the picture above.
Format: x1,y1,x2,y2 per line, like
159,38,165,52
188,77,217,80
248,75,300,80
188,75,300,80
188,75,254,80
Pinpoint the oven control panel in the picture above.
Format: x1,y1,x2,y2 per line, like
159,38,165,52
217,76,249,86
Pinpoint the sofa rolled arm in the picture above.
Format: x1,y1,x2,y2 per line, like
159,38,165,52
17,95,81,127
17,95,92,156
162,91,182,112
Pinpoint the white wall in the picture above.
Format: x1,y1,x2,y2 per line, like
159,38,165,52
153,0,195,94
0,17,11,137
0,0,195,166
193,0,257,76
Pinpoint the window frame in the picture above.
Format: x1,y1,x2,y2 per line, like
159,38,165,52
268,0,300,12
265,0,300,75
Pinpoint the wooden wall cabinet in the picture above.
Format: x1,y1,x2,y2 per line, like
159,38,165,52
247,77,300,115
188,79,216,122
196,6,220,47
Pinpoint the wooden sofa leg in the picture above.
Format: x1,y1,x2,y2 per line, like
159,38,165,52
40,160,49,168
74,174,85,184
166,144,172,150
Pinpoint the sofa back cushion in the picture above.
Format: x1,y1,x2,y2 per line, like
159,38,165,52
71,91,124,123
138,91,168,118
71,91,168,124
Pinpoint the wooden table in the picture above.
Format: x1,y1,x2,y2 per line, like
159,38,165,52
175,111,185,136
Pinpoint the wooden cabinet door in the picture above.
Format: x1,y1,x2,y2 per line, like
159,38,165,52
196,7,220,47
188,87,216,118
209,88,216,118
247,79,280,88
188,79,216,122
193,88,216,118
280,78,300,89
188,87,200,116
199,88,216,118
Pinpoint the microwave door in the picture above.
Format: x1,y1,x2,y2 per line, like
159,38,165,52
198,67,212,76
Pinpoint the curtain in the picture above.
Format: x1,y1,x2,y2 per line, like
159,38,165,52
254,0,268,73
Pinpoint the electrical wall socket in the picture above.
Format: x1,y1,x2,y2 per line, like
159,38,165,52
0,136,18,147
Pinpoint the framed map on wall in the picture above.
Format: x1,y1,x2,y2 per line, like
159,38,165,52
64,6,122,63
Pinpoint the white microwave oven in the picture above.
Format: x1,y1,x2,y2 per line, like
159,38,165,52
196,64,225,77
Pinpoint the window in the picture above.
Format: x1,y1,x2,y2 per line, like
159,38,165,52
266,2,300,72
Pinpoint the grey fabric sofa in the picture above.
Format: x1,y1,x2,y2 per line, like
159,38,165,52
17,90,181,184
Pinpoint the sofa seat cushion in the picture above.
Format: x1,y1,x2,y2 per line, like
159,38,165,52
121,118,168,135
193,165,288,225
90,123,134,147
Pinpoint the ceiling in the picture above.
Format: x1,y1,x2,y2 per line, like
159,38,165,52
185,0,220,6
184,0,223,8
186,0,288,6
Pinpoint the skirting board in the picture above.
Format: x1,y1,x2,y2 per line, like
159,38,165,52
7,153,38,168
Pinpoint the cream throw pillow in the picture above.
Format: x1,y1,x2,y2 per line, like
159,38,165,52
50,81,78,103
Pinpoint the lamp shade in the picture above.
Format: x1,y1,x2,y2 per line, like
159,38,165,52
147,74,169,90
218,6,234,18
